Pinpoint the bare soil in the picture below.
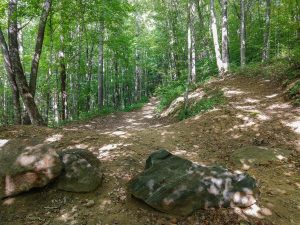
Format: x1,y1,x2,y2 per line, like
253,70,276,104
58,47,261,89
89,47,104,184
1,76,300,225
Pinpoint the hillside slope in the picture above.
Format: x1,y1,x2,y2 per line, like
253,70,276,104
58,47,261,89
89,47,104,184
1,76,300,225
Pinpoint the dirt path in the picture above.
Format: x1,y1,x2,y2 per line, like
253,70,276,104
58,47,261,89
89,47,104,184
1,76,300,225
63,98,163,133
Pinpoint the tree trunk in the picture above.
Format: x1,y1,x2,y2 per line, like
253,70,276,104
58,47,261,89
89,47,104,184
0,27,21,124
59,31,67,121
135,13,142,102
59,52,67,121
221,0,229,73
29,0,52,97
8,0,44,126
240,0,246,67
98,20,104,110
210,0,223,74
262,0,271,62
188,0,196,83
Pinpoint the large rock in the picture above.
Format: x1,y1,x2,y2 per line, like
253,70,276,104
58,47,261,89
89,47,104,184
0,140,62,199
57,149,103,193
128,149,258,216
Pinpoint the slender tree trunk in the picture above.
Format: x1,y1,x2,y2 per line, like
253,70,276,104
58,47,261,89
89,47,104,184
221,0,229,73
262,0,271,62
98,20,104,110
59,55,67,121
86,43,94,111
188,0,196,83
29,0,52,97
240,0,246,67
210,0,223,74
135,13,142,102
59,32,67,121
8,0,44,125
0,27,21,124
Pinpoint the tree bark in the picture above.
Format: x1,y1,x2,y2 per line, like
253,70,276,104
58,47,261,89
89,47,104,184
262,0,271,62
98,20,104,110
188,0,196,83
8,0,45,126
221,0,229,73
0,27,21,124
29,0,52,97
210,0,223,74
240,0,246,67
59,48,67,121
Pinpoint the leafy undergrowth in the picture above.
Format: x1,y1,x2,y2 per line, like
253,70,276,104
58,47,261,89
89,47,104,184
232,58,299,80
155,80,187,112
178,89,225,121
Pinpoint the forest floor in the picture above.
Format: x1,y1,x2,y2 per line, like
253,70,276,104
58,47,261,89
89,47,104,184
1,76,300,225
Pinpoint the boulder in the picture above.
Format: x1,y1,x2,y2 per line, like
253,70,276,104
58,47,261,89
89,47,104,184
57,149,103,193
128,149,258,216
0,140,62,199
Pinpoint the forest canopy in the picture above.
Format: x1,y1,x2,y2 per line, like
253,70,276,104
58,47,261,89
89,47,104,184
0,0,299,126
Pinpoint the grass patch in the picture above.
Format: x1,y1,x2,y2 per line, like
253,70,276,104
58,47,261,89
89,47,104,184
178,89,225,121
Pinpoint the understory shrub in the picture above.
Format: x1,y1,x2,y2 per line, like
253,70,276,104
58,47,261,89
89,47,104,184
178,89,225,121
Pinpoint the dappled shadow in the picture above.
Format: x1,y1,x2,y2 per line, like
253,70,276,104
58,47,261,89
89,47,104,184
1,76,300,224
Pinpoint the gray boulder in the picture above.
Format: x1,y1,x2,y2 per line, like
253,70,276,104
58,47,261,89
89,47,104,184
0,140,62,199
57,149,103,193
128,149,258,216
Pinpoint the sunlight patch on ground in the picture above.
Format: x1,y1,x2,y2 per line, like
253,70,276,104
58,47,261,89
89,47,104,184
283,118,300,134
234,105,257,111
66,144,89,149
256,113,271,121
266,94,278,99
173,149,187,155
244,98,260,103
45,134,63,143
57,206,79,224
237,110,271,121
222,87,246,97
142,109,155,119
0,139,9,148
98,143,132,159
2,197,15,206
267,103,291,110
233,115,256,129
111,131,129,137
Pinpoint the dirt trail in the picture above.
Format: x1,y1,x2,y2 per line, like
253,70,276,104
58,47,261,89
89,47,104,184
64,98,163,133
1,76,300,225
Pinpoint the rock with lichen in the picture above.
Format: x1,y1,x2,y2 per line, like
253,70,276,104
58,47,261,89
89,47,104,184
57,149,103,193
128,149,258,216
0,139,62,199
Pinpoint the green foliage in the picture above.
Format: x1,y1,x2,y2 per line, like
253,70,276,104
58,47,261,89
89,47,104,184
155,79,186,112
233,59,300,80
288,81,300,97
1,0,300,126
287,79,300,106
50,98,149,127
123,97,149,112
178,89,225,121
